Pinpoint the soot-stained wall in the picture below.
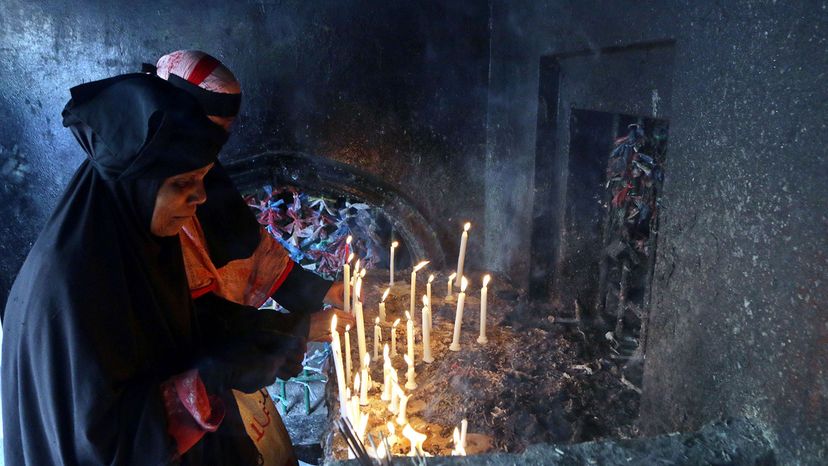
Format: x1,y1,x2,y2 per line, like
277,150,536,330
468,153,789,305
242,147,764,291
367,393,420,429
484,1,826,463
0,0,490,306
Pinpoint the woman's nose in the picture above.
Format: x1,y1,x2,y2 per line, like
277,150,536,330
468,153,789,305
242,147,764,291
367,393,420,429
189,182,207,205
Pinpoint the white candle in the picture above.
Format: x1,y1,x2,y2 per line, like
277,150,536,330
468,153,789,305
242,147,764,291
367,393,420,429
343,253,353,313
374,317,382,359
427,274,434,308
410,261,429,317
478,274,491,344
351,259,361,311
449,277,468,351
451,426,467,456
386,422,398,450
388,380,400,414
447,272,457,298
422,294,433,363
391,318,400,356
460,418,468,450
379,287,390,323
395,385,410,426
330,316,349,419
390,241,399,286
344,324,352,383
402,423,427,457
354,277,367,370
404,352,417,390
360,353,370,406
381,344,391,401
455,222,471,287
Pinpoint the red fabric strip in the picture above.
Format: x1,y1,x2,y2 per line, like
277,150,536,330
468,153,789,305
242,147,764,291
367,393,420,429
267,260,295,297
162,370,225,456
190,281,217,299
187,55,220,85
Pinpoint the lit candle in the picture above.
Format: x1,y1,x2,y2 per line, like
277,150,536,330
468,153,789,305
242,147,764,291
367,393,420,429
460,418,468,450
455,222,471,287
447,272,457,298
354,275,367,369
386,422,398,451
404,352,416,390
422,294,433,363
389,241,399,286
345,234,352,258
410,261,429,316
391,318,400,356
330,316,349,418
379,287,390,323
388,380,400,414
343,253,353,313
395,385,410,426
427,274,434,308
381,344,391,401
477,275,491,344
360,353,370,406
449,277,468,351
344,324,353,383
451,427,467,456
402,423,427,457
351,259,361,311
374,317,382,359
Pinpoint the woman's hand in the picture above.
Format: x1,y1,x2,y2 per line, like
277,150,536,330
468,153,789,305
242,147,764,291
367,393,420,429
308,307,355,342
323,281,345,308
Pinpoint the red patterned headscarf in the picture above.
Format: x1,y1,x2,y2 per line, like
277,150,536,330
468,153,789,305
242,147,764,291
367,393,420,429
154,50,241,128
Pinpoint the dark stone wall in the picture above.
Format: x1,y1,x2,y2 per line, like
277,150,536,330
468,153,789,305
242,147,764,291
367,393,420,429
485,1,826,463
0,0,490,306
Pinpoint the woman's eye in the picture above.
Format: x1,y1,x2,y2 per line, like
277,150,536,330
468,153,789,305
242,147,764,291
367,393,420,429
174,179,192,189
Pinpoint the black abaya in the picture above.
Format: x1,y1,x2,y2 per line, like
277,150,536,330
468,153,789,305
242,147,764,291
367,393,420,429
2,73,229,465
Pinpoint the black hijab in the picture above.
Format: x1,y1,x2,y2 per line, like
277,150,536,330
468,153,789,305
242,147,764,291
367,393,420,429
1,73,227,465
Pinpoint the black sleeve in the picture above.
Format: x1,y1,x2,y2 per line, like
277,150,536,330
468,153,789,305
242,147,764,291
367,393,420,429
193,292,308,342
270,263,333,315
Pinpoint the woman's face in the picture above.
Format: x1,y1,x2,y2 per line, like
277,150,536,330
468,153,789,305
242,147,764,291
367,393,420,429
150,163,214,237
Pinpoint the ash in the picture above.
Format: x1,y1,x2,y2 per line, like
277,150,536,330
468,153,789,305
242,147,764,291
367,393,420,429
325,269,643,459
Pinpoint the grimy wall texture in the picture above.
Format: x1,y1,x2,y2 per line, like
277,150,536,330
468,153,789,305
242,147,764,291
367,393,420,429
1,0,826,464
484,1,826,464
0,0,490,308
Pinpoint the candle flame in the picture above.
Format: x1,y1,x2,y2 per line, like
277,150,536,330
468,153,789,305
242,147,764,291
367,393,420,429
375,442,387,459
375,317,380,324
391,241,399,248
354,279,362,299
354,373,360,393
413,260,429,272
460,276,468,292
392,318,401,328
483,274,491,287
387,422,396,435
347,252,355,263
346,235,353,245
360,269,367,278
428,274,435,283
383,343,389,357
345,324,351,332
448,272,457,280
363,353,370,366
381,288,390,302
354,259,361,273
463,222,471,231
405,311,411,321
422,294,428,306
331,315,337,333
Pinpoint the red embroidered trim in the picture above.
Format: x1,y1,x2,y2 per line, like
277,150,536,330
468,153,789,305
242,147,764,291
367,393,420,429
267,260,295,297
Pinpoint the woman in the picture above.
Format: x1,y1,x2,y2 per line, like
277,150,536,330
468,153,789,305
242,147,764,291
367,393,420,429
1,72,301,464
149,49,352,466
